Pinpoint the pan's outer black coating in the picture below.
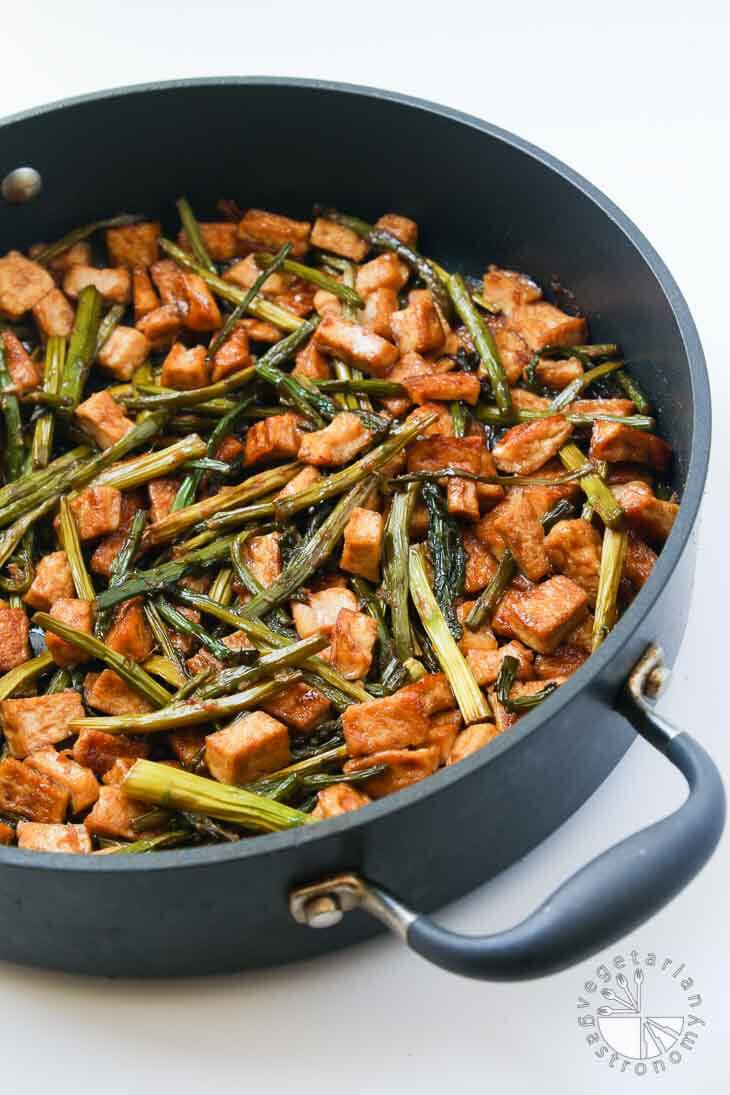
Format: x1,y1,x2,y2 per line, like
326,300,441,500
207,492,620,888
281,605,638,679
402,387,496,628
0,79,711,976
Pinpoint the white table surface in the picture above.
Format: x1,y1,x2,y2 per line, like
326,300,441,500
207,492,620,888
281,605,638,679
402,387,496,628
1,3,728,1091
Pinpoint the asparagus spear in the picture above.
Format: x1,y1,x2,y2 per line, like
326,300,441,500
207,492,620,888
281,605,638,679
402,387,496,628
0,446,89,511
95,509,147,638
494,655,558,712
95,303,126,356
208,566,234,606
0,651,55,701
91,435,207,491
122,760,314,833
58,497,95,600
0,496,57,569
141,654,187,689
381,484,418,664
195,633,328,700
208,243,292,361
558,443,623,528
105,830,190,854
0,339,25,482
34,213,143,266
33,611,173,707
59,285,104,410
592,528,628,649
154,596,239,662
447,273,512,414
421,482,465,639
176,197,216,273
314,378,405,398
549,359,626,412
31,336,65,470
473,405,656,431
254,251,364,309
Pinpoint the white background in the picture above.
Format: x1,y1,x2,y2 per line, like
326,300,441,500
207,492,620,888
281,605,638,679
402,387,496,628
0,2,728,1091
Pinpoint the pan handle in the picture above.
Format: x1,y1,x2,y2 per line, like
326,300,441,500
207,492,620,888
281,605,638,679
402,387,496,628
289,646,725,980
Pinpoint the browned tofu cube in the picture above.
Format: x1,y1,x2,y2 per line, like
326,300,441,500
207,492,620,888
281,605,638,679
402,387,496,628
311,783,371,819
310,217,367,261
261,681,332,734
224,253,290,295
509,386,551,411
611,481,678,545
508,576,589,654
0,757,69,822
150,259,187,304
0,690,84,758
313,288,342,317
404,401,456,439
28,240,91,274
210,322,252,382
391,290,447,355
85,670,156,716
105,221,160,267
490,587,523,639
533,355,584,390
534,646,588,680
69,484,122,540
292,586,358,639
132,265,160,320
340,506,384,582
343,690,431,757
244,411,303,466
179,222,240,262
97,325,150,380
32,287,75,338
590,420,671,473
456,605,498,652
298,412,373,467
169,729,208,770
474,446,505,512
360,287,399,340
316,314,399,377
0,605,30,671
570,398,636,418
63,265,131,304
624,532,657,590
238,208,311,257
492,327,531,384
181,272,222,332
427,709,463,763
16,821,92,853
241,532,281,587
399,672,455,715
0,250,54,318
274,464,322,500
477,492,549,581
161,342,210,390
72,728,149,777
84,785,152,841
355,254,409,297
508,302,588,351
375,213,419,247
408,435,484,521
343,745,440,798
45,599,94,667
545,518,603,603
482,266,542,314
327,609,377,681
25,748,99,813
147,477,181,523
102,756,145,785
293,340,330,380
465,640,535,687
136,303,183,348
447,722,500,765
462,530,499,593
402,372,480,406
75,389,134,449
240,317,283,343
493,414,573,474
1,330,42,393
89,532,124,578
105,598,155,662
206,710,290,785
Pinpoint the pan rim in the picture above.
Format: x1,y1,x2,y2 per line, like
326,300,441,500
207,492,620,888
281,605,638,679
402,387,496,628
0,76,711,874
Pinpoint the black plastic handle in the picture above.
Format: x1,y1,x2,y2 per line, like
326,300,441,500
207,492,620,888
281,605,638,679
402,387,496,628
407,731,724,979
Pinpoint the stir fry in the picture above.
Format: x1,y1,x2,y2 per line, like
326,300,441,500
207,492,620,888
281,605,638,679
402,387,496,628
0,201,677,854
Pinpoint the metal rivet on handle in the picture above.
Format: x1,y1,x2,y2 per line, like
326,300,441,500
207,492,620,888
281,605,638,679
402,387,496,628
1,167,42,203
301,894,343,929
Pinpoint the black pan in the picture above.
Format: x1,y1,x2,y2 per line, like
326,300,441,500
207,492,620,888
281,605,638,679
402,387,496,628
0,78,723,979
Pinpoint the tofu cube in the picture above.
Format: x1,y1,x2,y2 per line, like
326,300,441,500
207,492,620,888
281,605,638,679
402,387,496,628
72,728,150,777
312,783,371,819
181,272,222,332
69,484,122,540
84,785,153,841
147,477,181,523
45,599,94,667
343,690,431,757
25,748,99,813
355,253,410,297
408,435,483,522
327,609,377,680
75,389,135,449
28,240,91,273
545,518,603,603
132,265,160,320
390,290,446,355
241,532,281,587
399,672,455,715
465,640,535,687
508,301,587,351
462,531,499,593
240,317,283,343
102,757,145,785
0,821,13,845
16,821,92,853
402,372,481,406
493,327,531,383
611,481,678,545
316,314,399,377
168,729,208,770
590,419,671,473
97,325,150,380
238,208,311,257
298,412,373,467
293,340,330,380
534,646,588,680
493,414,573,474
244,412,302,465
624,532,657,590
32,287,75,338
104,598,155,662
274,465,322,500
482,266,541,314
477,492,550,582
105,221,160,267
292,586,358,639
161,342,210,390
426,709,463,763
361,287,399,339
224,253,290,294
62,265,131,304
261,681,332,733
1,330,42,393
0,250,54,318
210,322,252,382
178,222,240,262
205,710,290,785
0,689,84,757
136,303,183,348
508,576,589,653
447,722,500,765
343,745,440,798
150,259,187,304
340,506,384,582
85,670,156,716
310,217,367,261
375,213,419,247
534,355,584,390
0,757,69,822
0,605,30,671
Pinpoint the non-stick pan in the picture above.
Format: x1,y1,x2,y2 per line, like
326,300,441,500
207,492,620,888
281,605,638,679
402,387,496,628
0,78,723,979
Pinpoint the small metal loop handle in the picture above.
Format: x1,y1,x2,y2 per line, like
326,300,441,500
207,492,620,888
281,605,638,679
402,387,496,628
290,646,725,980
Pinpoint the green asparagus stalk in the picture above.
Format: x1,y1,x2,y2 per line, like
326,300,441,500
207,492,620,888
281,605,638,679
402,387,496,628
615,369,651,415
58,497,95,600
208,566,234,606
573,343,620,359
95,509,147,638
208,244,291,360
0,651,55,701
0,446,90,511
421,481,466,639
389,465,590,489
91,434,206,491
408,544,490,724
95,303,126,356
0,340,25,482
176,197,216,273
314,378,405,397
0,496,57,568
34,213,144,266
473,405,656,432
143,600,188,679
558,443,623,528
382,484,418,663
59,285,103,410
196,633,328,700
31,336,66,470
154,596,238,662
33,611,173,707
104,830,190,854
142,655,187,689
254,251,363,309
494,655,558,712
250,745,348,784
592,528,629,650
447,273,512,415
549,359,626,412
122,759,315,833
